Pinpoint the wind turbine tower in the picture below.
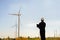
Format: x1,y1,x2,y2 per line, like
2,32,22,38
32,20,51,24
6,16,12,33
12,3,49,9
9,10,21,38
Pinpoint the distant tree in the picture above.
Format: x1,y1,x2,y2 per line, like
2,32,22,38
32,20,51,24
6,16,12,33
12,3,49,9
28,36,30,38
0,38,1,40
7,36,10,40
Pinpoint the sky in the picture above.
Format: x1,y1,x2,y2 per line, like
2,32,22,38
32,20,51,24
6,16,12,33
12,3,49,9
0,0,60,38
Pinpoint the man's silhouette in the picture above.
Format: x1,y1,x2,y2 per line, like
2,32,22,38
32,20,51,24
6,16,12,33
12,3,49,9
37,18,46,40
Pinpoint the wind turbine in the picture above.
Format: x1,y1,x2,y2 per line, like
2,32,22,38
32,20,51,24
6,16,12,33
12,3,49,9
9,10,21,38
11,21,17,38
54,29,57,38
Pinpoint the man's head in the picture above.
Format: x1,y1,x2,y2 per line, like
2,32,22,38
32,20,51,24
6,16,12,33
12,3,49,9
41,17,44,22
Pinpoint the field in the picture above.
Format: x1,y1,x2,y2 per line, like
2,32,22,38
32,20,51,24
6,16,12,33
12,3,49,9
15,37,60,40
1,37,60,40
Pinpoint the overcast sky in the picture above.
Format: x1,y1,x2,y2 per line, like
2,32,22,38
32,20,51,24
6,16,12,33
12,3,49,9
0,0,60,38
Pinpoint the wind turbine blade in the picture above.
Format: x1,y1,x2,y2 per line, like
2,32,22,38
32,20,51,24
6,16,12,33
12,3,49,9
9,13,21,16
8,14,19,16
18,8,21,13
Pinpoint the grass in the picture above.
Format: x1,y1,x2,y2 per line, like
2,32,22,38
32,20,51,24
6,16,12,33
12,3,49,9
15,37,60,40
1,37,60,40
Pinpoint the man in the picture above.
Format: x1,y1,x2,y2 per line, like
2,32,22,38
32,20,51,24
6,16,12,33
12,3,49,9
37,18,46,40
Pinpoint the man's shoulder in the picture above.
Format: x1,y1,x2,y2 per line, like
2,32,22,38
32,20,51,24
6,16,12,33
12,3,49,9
40,22,46,24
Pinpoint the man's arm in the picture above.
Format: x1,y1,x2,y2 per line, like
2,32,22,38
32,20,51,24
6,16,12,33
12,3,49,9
44,22,46,27
37,24,39,27
37,23,41,29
